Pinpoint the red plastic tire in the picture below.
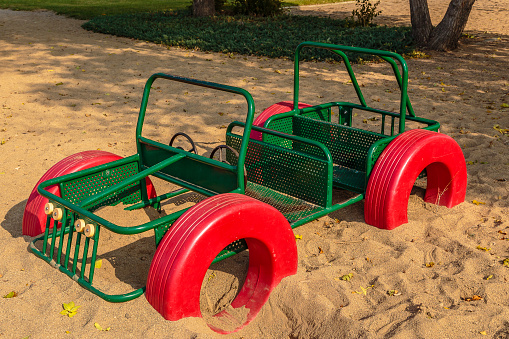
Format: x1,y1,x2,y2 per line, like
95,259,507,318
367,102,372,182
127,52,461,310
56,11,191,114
23,151,157,237
365,129,467,230
146,193,297,334
250,101,312,140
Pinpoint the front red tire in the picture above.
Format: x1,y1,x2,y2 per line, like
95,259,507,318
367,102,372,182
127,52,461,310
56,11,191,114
23,151,156,237
146,193,297,333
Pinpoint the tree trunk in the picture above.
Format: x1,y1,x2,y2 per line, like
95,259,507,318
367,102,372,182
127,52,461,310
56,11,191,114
428,0,476,50
409,0,476,51
193,0,215,17
409,0,433,46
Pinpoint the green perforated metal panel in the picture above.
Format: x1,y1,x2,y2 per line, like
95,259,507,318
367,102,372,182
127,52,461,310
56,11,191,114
293,115,386,172
265,116,294,148
227,133,330,208
61,162,142,209
245,182,324,223
264,107,331,148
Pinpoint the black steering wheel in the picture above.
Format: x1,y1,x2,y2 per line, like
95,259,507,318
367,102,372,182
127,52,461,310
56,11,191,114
169,132,197,154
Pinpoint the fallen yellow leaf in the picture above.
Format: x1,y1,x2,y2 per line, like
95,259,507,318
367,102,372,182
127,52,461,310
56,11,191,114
341,273,353,281
94,322,111,331
472,200,486,205
295,234,302,240
61,302,80,318
95,259,102,269
3,291,17,298
353,285,374,295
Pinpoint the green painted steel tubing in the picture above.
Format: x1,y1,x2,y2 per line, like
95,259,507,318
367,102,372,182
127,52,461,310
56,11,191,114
265,102,439,131
80,154,185,209
294,42,410,133
38,188,189,235
379,55,415,118
80,237,90,280
42,214,51,253
49,218,58,258
330,49,368,107
135,73,256,192
39,183,189,236
88,225,101,283
227,122,334,164
72,231,82,274
124,188,189,211
365,136,396,182
56,209,68,264
30,237,143,302
63,213,76,269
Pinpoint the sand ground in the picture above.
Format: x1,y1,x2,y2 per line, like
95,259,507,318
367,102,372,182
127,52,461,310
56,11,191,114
1,1,508,338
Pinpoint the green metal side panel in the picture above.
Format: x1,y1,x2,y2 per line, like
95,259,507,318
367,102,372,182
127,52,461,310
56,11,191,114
244,181,324,223
293,115,386,172
61,161,142,209
263,106,331,148
226,133,330,208
292,115,391,192
139,142,238,195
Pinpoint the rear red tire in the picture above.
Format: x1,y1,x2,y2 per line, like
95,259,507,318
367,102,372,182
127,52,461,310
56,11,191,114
23,151,156,237
146,193,297,334
365,129,467,230
250,101,312,140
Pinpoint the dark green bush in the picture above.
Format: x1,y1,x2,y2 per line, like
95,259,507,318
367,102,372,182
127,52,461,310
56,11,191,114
82,11,415,62
232,0,283,16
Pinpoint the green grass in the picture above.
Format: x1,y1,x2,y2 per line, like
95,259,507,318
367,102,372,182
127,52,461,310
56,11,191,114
0,0,191,19
0,0,351,20
83,11,414,62
285,0,350,6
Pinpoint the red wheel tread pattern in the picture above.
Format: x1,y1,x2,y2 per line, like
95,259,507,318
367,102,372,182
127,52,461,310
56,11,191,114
365,129,467,230
145,193,297,334
250,101,312,140
23,151,156,236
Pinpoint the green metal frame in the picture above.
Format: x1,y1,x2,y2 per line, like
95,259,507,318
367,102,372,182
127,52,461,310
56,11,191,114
29,42,441,305
293,42,416,133
31,74,258,302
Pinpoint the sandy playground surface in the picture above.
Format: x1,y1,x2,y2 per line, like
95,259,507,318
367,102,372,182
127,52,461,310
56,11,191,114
0,0,508,337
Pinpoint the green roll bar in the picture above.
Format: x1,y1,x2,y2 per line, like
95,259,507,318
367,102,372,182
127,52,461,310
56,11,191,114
135,73,256,192
293,41,415,134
